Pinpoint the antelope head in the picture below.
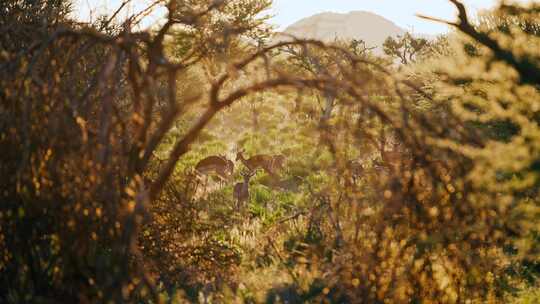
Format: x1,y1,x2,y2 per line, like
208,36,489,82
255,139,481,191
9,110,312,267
235,148,245,162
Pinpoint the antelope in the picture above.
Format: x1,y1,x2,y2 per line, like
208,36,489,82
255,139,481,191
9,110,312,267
380,145,412,174
194,155,234,193
233,170,255,210
346,159,364,184
271,154,286,172
236,149,285,176
372,130,412,174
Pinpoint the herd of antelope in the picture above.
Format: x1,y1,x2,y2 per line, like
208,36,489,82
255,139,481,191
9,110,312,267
192,137,415,210
193,149,286,209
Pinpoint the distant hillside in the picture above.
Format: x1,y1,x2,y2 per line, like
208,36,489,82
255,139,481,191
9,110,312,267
277,11,408,52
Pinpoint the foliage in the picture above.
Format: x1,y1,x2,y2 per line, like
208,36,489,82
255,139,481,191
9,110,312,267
0,0,298,301
1,0,540,303
383,32,430,64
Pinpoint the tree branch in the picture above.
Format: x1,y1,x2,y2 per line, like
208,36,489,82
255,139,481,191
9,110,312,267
419,0,540,85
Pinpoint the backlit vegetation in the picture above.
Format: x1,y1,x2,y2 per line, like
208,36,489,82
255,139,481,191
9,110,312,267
1,0,539,302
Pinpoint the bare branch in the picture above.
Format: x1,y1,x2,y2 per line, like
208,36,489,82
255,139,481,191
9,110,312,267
420,0,540,85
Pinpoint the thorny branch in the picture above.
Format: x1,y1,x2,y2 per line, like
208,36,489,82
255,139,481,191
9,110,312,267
418,0,540,85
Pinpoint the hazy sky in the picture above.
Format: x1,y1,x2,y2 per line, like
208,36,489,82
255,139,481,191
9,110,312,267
269,0,512,34
75,0,525,34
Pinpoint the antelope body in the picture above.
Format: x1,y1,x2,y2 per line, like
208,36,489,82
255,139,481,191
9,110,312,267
374,130,411,174
233,171,255,210
195,155,234,180
347,160,364,184
194,155,234,195
236,150,285,176
381,148,412,173
271,155,286,172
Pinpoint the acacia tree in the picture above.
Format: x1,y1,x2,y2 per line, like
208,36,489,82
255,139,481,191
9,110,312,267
383,32,430,64
281,38,378,127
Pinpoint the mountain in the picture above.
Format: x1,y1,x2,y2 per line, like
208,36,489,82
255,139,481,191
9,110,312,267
277,11,407,52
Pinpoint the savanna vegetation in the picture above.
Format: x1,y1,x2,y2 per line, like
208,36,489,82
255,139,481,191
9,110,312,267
1,0,540,302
